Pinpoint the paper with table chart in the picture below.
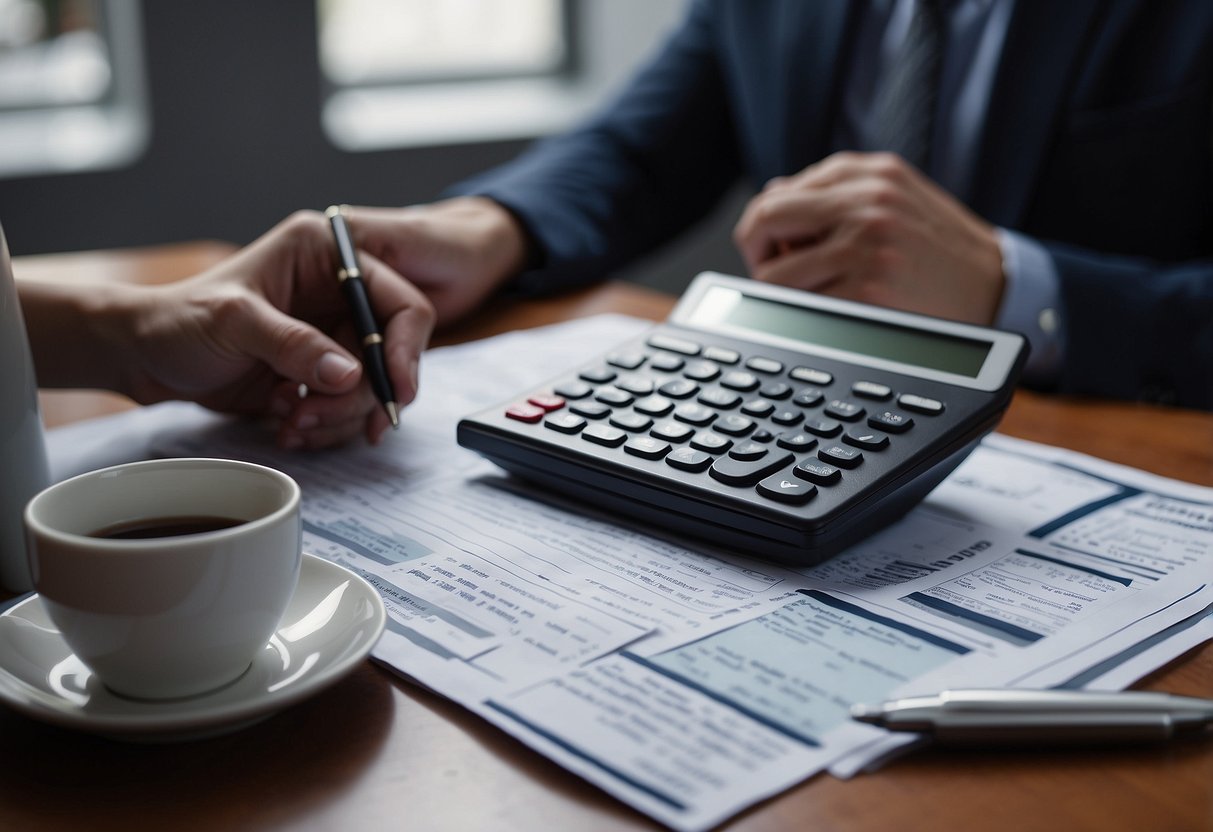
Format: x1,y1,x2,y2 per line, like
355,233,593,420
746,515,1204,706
44,314,1213,832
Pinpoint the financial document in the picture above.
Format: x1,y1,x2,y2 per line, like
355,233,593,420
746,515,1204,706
45,315,1213,832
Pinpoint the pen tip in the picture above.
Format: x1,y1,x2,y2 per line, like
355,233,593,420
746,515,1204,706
386,401,400,429
850,704,883,725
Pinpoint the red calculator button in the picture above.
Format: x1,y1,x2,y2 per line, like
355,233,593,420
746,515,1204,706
505,403,544,423
527,394,566,412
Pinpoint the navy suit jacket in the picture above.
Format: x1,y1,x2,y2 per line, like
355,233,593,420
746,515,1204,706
455,0,1213,409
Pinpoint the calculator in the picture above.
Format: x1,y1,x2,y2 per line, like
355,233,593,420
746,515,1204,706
457,272,1028,566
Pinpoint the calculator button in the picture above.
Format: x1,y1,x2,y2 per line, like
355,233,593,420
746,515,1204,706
665,447,713,473
569,401,610,419
824,399,865,421
759,382,793,400
803,416,843,437
713,415,756,436
843,430,889,451
720,371,760,392
674,403,717,426
770,408,804,427
582,424,626,447
746,356,784,374
634,395,675,417
647,334,701,356
610,412,653,432
793,388,826,408
659,379,699,399
751,429,775,443
709,451,795,487
553,381,592,400
819,445,864,469
728,442,768,461
690,432,732,453
683,360,721,382
528,394,566,411
615,376,655,396
757,474,817,505
698,389,742,409
648,354,685,373
791,367,833,386
595,387,634,407
741,399,775,418
651,420,694,443
794,459,842,485
505,403,544,423
606,351,647,370
579,366,617,384
777,432,817,451
852,381,893,400
703,346,740,365
868,410,915,433
544,413,586,434
624,436,671,460
897,394,945,415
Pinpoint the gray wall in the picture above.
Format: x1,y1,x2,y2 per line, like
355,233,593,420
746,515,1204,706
0,1,746,296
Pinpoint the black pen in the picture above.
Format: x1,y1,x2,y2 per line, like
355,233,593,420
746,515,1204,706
325,204,399,429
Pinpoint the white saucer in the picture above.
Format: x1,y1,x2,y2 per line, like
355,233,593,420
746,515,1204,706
0,553,385,741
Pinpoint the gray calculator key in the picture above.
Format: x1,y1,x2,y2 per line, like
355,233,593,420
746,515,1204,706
665,447,713,472
703,346,740,364
616,376,655,396
553,380,592,400
570,401,610,419
897,393,944,415
720,371,760,391
757,474,817,505
745,356,783,374
606,351,647,369
794,459,841,485
659,379,699,399
728,441,768,461
544,413,586,434
793,388,825,408
579,366,617,384
852,381,892,400
843,429,889,450
595,387,634,407
709,450,795,486
760,382,793,400
776,432,817,451
683,360,721,382
582,424,626,447
741,399,775,418
647,334,701,355
869,410,915,433
649,353,685,372
624,436,671,460
674,403,717,426
791,367,833,385
698,389,742,409
610,412,653,432
634,395,675,417
825,399,865,421
714,414,756,436
651,420,694,443
803,416,843,437
771,408,804,426
819,444,863,469
690,432,732,453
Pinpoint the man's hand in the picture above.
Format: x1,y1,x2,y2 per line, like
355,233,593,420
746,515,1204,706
733,152,1005,325
118,210,435,448
340,196,531,328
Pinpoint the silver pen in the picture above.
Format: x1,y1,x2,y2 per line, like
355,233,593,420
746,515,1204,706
851,689,1213,744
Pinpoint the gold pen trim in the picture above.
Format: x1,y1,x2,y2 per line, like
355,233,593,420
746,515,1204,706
337,267,362,282
363,333,384,347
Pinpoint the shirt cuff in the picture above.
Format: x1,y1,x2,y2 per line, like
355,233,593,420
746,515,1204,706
995,228,1065,386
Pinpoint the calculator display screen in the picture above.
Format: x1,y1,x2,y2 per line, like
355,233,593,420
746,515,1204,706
688,287,992,377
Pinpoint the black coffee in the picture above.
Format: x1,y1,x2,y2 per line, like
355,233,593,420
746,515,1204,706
89,515,245,540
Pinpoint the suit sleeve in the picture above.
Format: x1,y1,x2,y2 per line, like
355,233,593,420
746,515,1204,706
446,0,742,293
1042,242,1213,410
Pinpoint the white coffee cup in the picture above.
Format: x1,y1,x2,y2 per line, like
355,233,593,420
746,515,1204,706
24,458,302,700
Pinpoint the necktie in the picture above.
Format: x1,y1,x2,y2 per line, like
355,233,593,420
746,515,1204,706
872,0,946,170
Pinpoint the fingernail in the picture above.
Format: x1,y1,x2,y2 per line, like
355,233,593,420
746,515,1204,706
317,352,360,387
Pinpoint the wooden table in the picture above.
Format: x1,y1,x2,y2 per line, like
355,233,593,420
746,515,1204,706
6,243,1211,832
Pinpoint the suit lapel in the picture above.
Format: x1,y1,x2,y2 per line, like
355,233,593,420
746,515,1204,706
781,0,863,174
968,0,1105,226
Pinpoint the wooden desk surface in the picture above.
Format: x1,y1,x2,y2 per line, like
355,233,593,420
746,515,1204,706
7,244,1212,832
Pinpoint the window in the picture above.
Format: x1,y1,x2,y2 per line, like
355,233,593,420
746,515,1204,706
0,0,147,178
317,0,686,151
